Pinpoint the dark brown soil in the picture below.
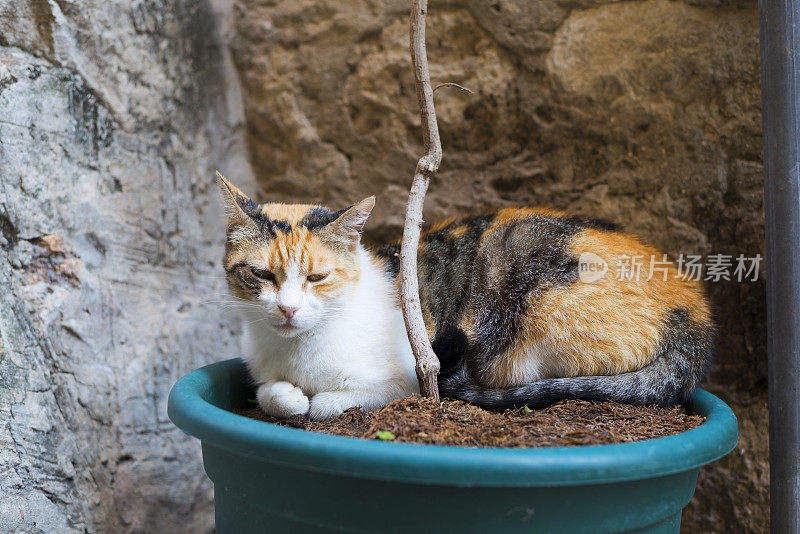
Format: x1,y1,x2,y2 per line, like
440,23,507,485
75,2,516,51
234,396,705,448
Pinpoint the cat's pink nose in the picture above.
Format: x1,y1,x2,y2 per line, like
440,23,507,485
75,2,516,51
278,305,299,319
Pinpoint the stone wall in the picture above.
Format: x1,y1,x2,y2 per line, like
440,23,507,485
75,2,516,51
231,0,766,532
0,1,252,532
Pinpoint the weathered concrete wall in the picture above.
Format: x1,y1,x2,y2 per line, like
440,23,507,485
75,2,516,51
0,1,253,532
231,0,766,532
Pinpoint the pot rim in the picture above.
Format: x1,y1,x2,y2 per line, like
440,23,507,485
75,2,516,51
168,358,738,487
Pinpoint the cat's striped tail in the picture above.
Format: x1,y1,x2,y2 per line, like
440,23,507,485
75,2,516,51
438,311,714,410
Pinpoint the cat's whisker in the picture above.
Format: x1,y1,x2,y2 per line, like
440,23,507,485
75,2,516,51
203,300,263,308
200,295,265,308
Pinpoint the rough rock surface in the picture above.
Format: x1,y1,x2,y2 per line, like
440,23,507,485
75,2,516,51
231,0,766,532
0,1,252,532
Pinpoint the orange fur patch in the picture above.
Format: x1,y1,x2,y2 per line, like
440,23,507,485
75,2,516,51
449,224,470,238
425,217,457,233
490,207,569,230
260,203,319,225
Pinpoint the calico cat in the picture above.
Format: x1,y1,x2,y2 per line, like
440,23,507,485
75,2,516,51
218,173,713,421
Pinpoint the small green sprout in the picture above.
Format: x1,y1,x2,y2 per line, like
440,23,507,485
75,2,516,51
523,406,533,414
374,430,396,441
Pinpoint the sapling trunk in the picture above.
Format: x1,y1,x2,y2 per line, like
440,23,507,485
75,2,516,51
400,0,442,400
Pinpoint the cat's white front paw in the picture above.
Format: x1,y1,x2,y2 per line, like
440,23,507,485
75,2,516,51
308,391,356,421
256,381,309,418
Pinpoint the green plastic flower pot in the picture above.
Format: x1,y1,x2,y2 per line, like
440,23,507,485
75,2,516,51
167,358,738,533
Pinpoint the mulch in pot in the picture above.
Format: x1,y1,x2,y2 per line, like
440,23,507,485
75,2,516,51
234,395,705,448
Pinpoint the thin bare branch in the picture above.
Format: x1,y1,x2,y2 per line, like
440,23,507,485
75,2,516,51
433,82,473,94
400,0,442,400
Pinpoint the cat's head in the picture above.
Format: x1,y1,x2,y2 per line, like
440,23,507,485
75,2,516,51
217,172,375,337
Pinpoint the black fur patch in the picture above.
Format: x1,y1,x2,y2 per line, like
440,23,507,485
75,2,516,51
239,196,258,214
419,215,494,330
561,215,621,232
431,327,469,378
418,214,496,337
375,243,401,277
466,216,581,371
656,307,715,403
373,214,496,285
272,219,292,233
248,212,292,238
300,206,350,230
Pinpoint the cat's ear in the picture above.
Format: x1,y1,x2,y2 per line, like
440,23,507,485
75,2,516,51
324,196,375,252
216,171,257,232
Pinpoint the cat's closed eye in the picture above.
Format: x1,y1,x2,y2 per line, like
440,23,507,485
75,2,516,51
250,267,275,282
306,273,328,282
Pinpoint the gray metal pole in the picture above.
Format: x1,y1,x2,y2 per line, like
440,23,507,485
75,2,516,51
760,1,800,532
